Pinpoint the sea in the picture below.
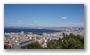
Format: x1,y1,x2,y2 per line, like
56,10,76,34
4,28,62,35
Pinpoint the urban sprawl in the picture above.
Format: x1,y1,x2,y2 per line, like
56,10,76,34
4,27,84,49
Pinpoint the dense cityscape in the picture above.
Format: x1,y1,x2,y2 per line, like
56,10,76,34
4,27,84,49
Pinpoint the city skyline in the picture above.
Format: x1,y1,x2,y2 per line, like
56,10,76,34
4,4,84,27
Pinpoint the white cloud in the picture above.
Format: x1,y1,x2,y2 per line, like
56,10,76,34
4,22,14,24
61,17,67,19
18,21,22,23
34,21,37,22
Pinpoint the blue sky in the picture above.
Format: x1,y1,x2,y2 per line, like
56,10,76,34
4,4,84,27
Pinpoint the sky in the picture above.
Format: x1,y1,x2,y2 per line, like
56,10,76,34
4,4,84,27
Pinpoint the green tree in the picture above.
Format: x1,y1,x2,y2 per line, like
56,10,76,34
62,32,65,37
77,34,84,44
26,42,43,49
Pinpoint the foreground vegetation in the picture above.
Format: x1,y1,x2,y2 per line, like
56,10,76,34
26,33,84,49
27,42,43,49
